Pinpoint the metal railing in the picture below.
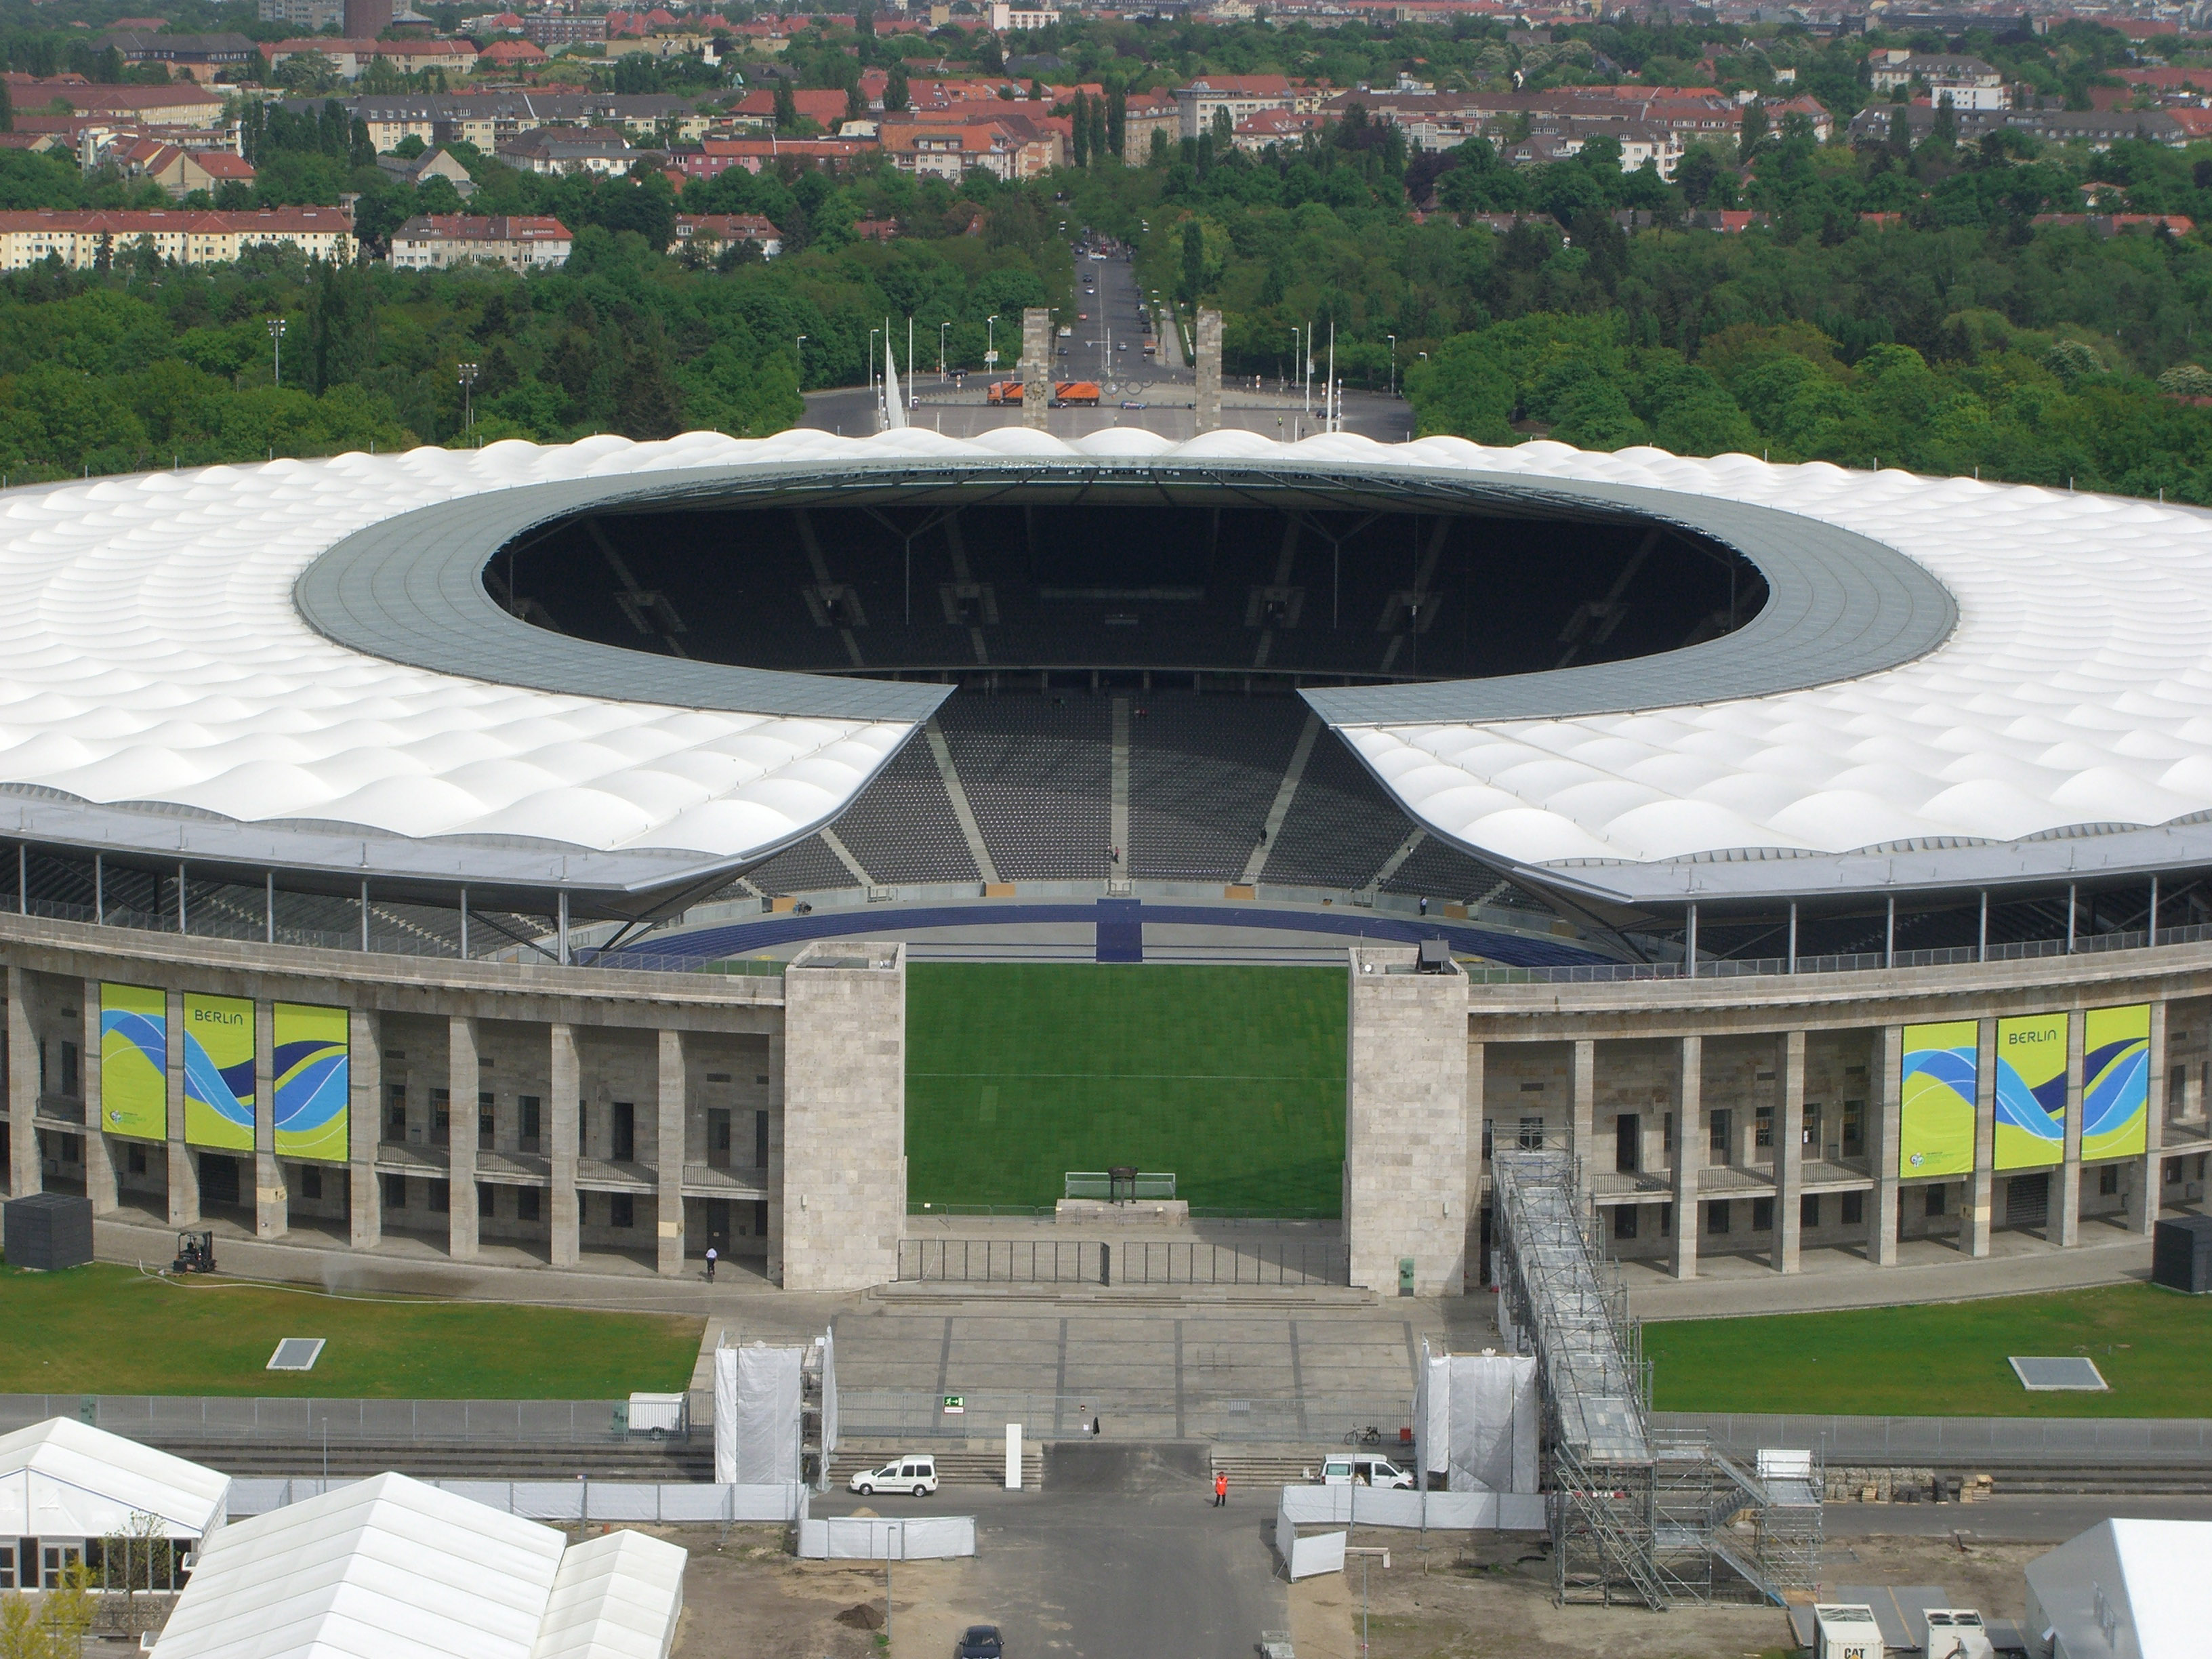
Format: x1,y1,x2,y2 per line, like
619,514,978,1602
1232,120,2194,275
897,1239,1100,1282
893,1237,1350,1286
0,1395,638,1443
1063,1171,1177,1200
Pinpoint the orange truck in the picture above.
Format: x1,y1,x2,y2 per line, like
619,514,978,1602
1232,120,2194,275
1053,382,1101,406
985,380,1023,404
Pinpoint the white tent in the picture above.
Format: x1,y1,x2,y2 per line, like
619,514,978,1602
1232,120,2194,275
2025,1517,2212,1659
0,1418,230,1549
151,1472,684,1659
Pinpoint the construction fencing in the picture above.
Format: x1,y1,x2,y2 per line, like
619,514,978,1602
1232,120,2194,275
227,1477,810,1525
1661,1413,2212,1462
797,1515,976,1560
894,1238,1349,1286
0,1396,639,1444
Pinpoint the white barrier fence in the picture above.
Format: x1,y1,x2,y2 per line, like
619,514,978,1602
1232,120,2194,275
797,1515,977,1560
1275,1485,1544,1580
229,1478,811,1526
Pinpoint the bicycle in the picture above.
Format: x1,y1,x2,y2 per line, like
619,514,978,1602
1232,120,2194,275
1343,1425,1382,1446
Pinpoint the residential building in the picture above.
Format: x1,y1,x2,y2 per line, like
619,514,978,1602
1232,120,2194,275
495,127,647,174
665,135,872,176
1,76,228,128
345,0,394,39
257,0,346,27
376,144,476,196
1867,49,2007,111
0,207,355,270
1230,107,1328,152
670,212,783,258
100,31,261,85
1175,73,1294,139
113,141,260,198
387,212,572,270
478,39,549,68
882,110,1062,180
1120,89,1180,162
261,38,482,81
525,12,610,45
988,2,1059,27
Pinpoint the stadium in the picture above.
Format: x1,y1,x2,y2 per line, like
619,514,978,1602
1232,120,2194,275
0,421,2208,1309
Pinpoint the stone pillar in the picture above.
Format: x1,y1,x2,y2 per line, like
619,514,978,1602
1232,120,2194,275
549,1022,579,1269
655,1029,686,1277
1968,1017,1995,1257
165,987,197,1225
2133,1000,2167,1236
1774,1029,1805,1274
447,1015,479,1261
80,981,117,1215
2057,1006,2085,1247
1671,1035,1702,1279
6,966,41,1197
1345,947,1468,1296
1193,306,1222,434
781,942,907,1292
1465,1038,1486,1289
1019,306,1051,430
1870,1025,1900,1265
764,1029,785,1287
253,999,286,1240
348,1008,381,1250
1568,1038,1595,1188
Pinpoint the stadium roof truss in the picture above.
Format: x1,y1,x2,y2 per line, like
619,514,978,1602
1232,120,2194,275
2,423,2209,919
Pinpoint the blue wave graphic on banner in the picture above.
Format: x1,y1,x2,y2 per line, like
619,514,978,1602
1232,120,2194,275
1994,1058,2064,1147
100,1008,164,1072
2084,1039,2150,1139
273,1039,348,1134
1903,1046,1975,1097
182,1033,253,1130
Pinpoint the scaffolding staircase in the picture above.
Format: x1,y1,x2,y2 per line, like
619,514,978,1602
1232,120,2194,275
1488,1149,1821,1608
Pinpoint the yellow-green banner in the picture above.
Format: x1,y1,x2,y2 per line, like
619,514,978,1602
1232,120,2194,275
272,1002,348,1164
98,983,165,1141
1994,1012,2067,1171
182,992,254,1151
2083,1004,2150,1162
1900,1020,1978,1179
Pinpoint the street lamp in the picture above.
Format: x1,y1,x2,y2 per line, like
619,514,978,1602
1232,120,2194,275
795,333,806,387
939,320,950,384
267,316,285,386
867,326,882,428
458,361,478,436
984,314,1000,375
1387,334,1396,398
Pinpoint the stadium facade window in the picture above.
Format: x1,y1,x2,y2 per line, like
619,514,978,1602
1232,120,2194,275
709,1107,732,1167
60,1040,77,1098
1751,1197,1774,1233
1841,1191,1864,1226
1659,1202,1672,1235
479,1091,494,1149
754,1199,769,1237
756,1110,770,1168
1708,1109,1732,1163
386,1084,407,1142
1925,1185,1947,1218
1801,1193,1820,1228
430,1088,450,1147
579,1102,590,1155
2100,1165,2120,1197
611,1193,635,1229
612,1101,636,1163
1842,1100,1864,1157
1613,1206,1637,1240
429,1179,449,1214
1803,1103,1822,1149
1755,1105,1773,1149
518,1185,541,1221
1662,1113,1674,1153
1706,1200,1730,1235
127,1145,145,1175
1614,1113,1639,1172
383,1172,406,1210
478,1181,497,1216
300,1166,321,1201
1518,1115,1543,1151
519,1094,541,1151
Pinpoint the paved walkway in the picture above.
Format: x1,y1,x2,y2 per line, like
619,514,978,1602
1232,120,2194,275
1619,1222,2154,1322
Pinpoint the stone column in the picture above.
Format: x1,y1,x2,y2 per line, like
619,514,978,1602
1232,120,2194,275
1193,306,1222,434
1569,1038,1595,1188
1019,306,1051,430
80,981,117,1215
253,999,286,1240
6,966,40,1198
2057,1007,2086,1248
447,1015,479,1261
165,987,197,1225
1465,1038,1486,1289
2133,1000,2167,1236
348,1008,381,1250
1968,1017,1996,1257
1671,1035,1702,1280
781,942,908,1292
1774,1029,1805,1274
1870,1025,1900,1265
655,1029,686,1277
764,1029,785,1286
549,1022,579,1268
1344,947,1468,1296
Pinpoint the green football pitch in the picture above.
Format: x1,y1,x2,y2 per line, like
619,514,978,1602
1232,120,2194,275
905,963,1347,1215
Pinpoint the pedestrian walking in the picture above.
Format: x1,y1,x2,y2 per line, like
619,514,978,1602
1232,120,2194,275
1213,1471,1228,1508
704,1246,717,1283
1092,1414,1101,1437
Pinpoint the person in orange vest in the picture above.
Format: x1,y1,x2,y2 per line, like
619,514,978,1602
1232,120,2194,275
1213,1470,1229,1508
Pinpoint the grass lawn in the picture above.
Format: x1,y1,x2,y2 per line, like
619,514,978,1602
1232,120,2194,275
905,962,1347,1215
0,1262,701,1398
1645,1283,2212,1417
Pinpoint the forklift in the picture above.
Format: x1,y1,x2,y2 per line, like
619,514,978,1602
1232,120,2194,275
171,1231,216,1275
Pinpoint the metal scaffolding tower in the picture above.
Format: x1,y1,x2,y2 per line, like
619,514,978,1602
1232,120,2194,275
1488,1149,1821,1608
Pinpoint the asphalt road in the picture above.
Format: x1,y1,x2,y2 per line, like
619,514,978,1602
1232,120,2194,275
1822,1493,2212,1540
815,1445,1288,1659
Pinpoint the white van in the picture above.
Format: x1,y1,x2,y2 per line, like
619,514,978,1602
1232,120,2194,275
1315,1455,1415,1490
848,1454,938,1496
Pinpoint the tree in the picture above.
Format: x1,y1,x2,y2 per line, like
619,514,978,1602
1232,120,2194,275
1737,98,1768,163
1211,103,1234,146
773,79,798,131
274,50,341,94
0,79,12,136
0,1558,95,1659
1070,89,1089,166
1105,84,1124,161
1931,90,1957,147
884,61,909,112
1180,217,1204,301
845,81,867,121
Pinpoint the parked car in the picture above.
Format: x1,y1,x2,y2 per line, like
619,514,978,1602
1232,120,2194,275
849,1454,937,1496
956,1626,1004,1659
1315,1454,1415,1490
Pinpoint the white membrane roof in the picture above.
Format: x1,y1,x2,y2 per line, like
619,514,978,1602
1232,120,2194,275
0,1417,230,1541
4,424,2206,905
